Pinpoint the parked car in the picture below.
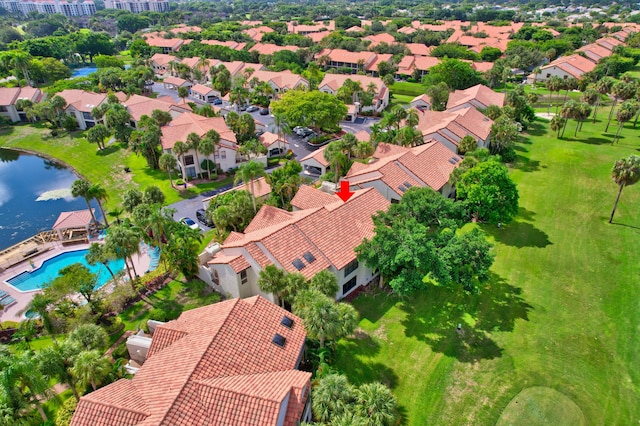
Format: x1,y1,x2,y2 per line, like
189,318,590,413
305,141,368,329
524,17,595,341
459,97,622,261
293,126,304,134
305,131,318,140
247,105,259,112
255,129,265,137
259,108,269,115
295,127,313,137
179,217,199,230
196,209,214,227
239,104,247,111
212,99,223,105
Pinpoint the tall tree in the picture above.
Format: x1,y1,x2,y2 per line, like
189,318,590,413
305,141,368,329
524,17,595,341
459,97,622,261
310,269,339,298
164,222,203,278
172,140,189,180
105,224,141,285
612,101,636,144
549,115,566,138
234,160,266,213
457,160,519,224
88,183,109,227
606,81,635,132
71,350,112,392
186,132,202,178
0,351,50,422
424,81,450,111
312,374,356,423
159,152,178,188
324,140,349,183
86,124,110,150
354,382,399,426
35,341,82,401
609,155,640,223
86,243,116,280
593,77,613,122
199,130,220,180
71,179,98,226
293,289,358,347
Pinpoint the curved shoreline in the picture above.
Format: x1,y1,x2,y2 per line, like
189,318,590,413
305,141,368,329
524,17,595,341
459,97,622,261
0,145,88,181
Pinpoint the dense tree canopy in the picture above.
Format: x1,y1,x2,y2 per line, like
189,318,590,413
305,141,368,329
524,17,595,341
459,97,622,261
271,90,347,133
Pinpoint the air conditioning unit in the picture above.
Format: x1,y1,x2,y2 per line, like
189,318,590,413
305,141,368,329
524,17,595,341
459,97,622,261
205,243,221,255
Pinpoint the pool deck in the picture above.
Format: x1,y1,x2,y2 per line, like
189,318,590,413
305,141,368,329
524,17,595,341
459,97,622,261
0,241,151,323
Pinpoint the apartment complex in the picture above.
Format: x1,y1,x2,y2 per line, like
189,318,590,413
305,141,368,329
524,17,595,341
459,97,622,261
104,0,170,13
0,0,96,16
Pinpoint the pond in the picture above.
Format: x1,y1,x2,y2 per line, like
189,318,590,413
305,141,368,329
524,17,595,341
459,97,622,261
0,148,101,251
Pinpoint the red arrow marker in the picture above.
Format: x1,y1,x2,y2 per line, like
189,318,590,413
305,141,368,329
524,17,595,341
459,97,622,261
336,180,354,202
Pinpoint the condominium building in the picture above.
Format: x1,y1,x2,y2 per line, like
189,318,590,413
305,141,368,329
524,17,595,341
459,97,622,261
0,0,96,16
104,0,170,13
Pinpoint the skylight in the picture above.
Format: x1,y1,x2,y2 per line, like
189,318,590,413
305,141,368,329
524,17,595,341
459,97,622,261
398,185,407,193
281,316,294,328
272,333,286,347
403,181,413,188
302,251,316,263
292,258,306,270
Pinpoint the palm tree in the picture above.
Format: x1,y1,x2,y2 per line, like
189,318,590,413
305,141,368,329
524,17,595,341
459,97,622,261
573,102,592,137
71,350,112,392
355,382,399,426
22,293,57,343
105,224,140,285
612,101,636,145
0,351,51,422
159,153,178,188
340,133,358,159
580,87,599,128
293,289,358,347
71,179,98,226
257,265,287,307
36,341,82,402
199,130,220,180
234,160,266,213
606,81,635,132
545,76,563,114
562,77,578,104
186,132,202,178
593,77,613,122
107,207,124,225
196,57,210,82
177,86,189,104
559,100,577,138
88,183,109,227
311,374,355,422
86,243,116,280
354,141,374,159
549,116,566,138
172,140,189,180
609,155,640,223
324,140,348,183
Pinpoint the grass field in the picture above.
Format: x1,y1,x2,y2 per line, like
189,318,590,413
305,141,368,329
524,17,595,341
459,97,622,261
334,113,640,424
0,125,233,210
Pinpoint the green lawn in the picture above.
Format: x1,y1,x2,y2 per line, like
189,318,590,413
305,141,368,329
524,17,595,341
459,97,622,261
0,124,235,209
334,113,640,424
118,278,220,332
390,81,426,97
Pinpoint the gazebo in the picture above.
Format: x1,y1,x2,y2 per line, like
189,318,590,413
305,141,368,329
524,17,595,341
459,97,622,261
52,209,95,243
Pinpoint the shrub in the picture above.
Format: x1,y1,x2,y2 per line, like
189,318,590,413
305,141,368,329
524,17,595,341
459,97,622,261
175,179,185,186
149,305,182,322
106,316,125,335
110,339,129,360
55,397,77,426
1,321,19,329
500,146,517,163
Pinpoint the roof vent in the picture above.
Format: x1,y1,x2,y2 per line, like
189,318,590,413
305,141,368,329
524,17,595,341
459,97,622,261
281,316,294,328
302,251,316,263
272,333,286,347
292,258,306,271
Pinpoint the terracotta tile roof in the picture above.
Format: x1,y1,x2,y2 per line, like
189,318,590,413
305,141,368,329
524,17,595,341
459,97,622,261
57,89,106,113
410,93,432,107
307,31,331,43
219,187,389,275
300,145,329,167
413,56,440,71
72,297,309,426
208,253,251,272
446,84,505,110
398,26,417,35
406,43,433,56
365,53,393,72
364,33,396,47
53,209,94,229
316,49,377,66
354,130,370,142
345,26,364,33
249,43,299,55
123,94,188,122
288,21,335,34
471,61,494,73
245,205,296,234
319,73,386,96
190,83,216,95
0,86,42,106
259,132,288,149
247,69,309,90
290,184,339,210
542,54,596,78
201,40,247,50
162,75,188,86
417,107,493,142
145,37,184,50
151,53,178,67
246,242,272,268
161,112,236,150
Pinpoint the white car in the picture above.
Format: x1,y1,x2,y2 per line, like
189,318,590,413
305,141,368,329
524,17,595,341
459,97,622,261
179,217,199,230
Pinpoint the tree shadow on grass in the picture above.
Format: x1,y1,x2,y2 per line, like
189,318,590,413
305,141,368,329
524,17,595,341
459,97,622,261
399,273,532,363
336,333,399,390
517,207,536,221
96,145,121,156
610,221,640,232
524,122,546,137
513,155,542,173
479,221,552,248
577,137,611,145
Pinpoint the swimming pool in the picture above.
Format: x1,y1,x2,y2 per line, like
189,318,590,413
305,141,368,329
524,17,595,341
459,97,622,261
6,249,125,292
71,66,98,78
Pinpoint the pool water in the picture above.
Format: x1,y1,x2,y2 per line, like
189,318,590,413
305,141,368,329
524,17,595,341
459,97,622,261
6,249,125,292
71,66,98,78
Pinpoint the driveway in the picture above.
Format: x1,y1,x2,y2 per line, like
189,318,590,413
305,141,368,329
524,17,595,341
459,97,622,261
168,184,232,232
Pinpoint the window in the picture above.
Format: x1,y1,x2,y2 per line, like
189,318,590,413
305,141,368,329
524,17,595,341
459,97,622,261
342,276,357,295
184,155,194,165
210,269,220,285
82,112,93,120
221,151,226,159
240,270,248,285
343,259,359,278
0,106,7,112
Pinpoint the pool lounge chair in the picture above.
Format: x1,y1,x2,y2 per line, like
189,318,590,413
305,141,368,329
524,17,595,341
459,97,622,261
0,290,7,299
0,297,16,307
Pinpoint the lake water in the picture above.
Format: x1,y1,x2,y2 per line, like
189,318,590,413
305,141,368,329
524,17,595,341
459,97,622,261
0,148,100,251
